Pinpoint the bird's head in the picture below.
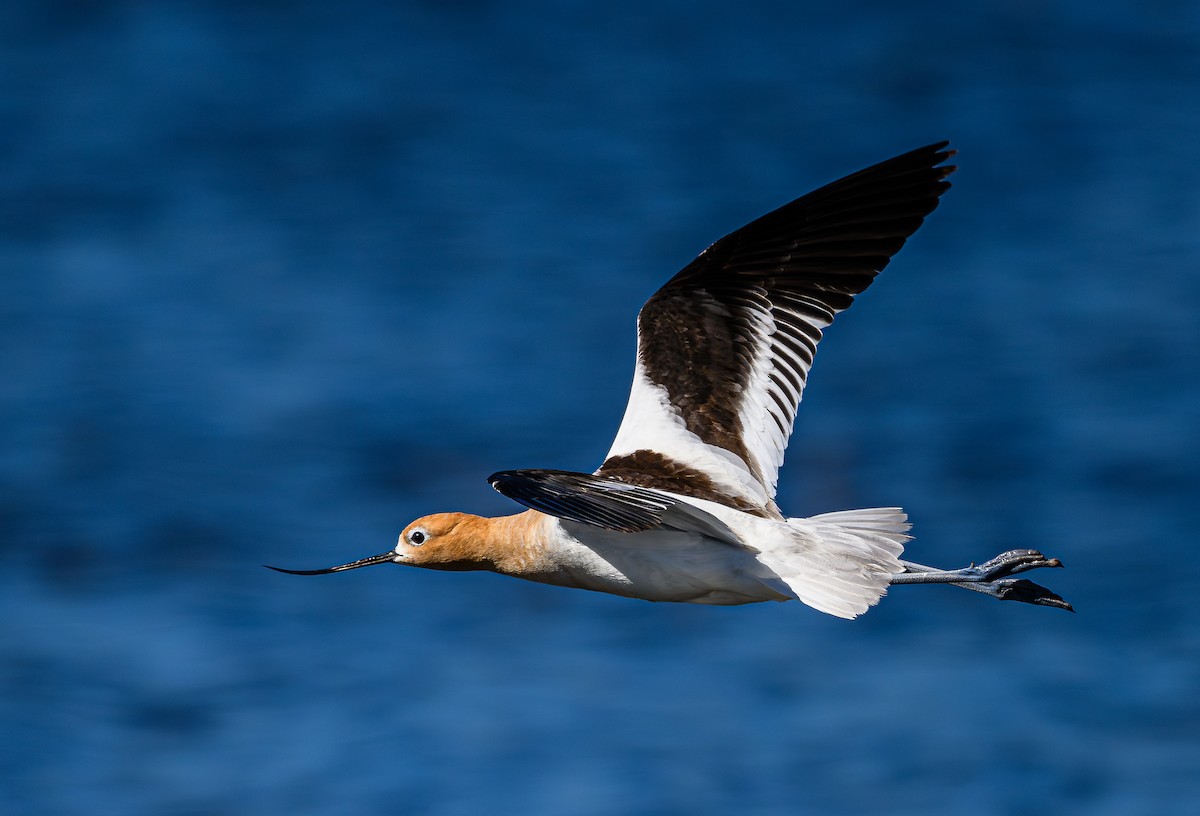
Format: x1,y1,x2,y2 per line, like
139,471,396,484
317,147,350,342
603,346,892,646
266,512,497,575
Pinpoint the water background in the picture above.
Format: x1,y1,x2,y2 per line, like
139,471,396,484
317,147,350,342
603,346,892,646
3,1,1198,814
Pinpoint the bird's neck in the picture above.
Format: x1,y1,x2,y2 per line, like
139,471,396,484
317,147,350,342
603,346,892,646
436,510,552,574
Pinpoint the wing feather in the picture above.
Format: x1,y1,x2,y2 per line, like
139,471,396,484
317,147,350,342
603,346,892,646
600,142,956,510
488,469,742,544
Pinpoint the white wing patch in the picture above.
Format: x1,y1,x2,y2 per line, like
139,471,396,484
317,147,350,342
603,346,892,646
603,359,770,507
736,290,836,497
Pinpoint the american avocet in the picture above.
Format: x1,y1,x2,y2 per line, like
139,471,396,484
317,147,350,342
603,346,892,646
270,142,1071,617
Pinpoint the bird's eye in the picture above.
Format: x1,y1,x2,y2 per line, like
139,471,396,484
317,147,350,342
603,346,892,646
407,529,427,546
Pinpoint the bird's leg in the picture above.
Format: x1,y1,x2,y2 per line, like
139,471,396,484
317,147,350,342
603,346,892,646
890,549,1073,611
892,548,1060,583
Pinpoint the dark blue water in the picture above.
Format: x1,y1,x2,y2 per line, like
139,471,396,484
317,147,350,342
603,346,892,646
3,1,1198,813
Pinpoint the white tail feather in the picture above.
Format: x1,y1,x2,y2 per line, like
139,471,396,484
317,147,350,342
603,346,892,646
807,507,912,543
753,508,910,619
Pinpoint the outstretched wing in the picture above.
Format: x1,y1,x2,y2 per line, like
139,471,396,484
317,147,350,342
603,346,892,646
599,142,956,514
488,469,742,545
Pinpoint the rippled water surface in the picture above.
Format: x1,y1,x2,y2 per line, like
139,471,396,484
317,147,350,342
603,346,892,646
3,2,1198,814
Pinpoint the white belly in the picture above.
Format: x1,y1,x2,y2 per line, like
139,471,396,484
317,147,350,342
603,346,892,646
530,518,792,605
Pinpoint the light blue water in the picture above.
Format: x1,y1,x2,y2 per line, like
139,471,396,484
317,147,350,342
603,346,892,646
3,1,1198,814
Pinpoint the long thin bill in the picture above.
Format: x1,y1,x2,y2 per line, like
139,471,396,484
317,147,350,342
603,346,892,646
264,551,397,575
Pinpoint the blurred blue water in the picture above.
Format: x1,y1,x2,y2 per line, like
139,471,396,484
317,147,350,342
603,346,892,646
3,1,1199,814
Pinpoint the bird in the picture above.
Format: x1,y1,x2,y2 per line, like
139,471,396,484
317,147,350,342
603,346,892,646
269,142,1071,618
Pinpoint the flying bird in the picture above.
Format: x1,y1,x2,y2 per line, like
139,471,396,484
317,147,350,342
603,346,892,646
269,142,1071,617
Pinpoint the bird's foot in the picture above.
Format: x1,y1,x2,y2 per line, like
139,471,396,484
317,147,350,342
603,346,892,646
970,548,1064,580
892,549,1073,612
966,575,1074,611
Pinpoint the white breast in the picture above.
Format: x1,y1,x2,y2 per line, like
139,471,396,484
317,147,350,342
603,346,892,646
530,515,793,605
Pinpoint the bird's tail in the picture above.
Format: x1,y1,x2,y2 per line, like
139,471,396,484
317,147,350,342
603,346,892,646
755,508,910,619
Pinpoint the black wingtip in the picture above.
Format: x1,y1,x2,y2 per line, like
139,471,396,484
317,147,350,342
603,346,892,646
488,468,679,533
924,139,953,156
931,142,957,179
898,141,956,178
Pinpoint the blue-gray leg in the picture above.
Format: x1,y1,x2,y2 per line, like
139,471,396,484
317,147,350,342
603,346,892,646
891,549,1073,611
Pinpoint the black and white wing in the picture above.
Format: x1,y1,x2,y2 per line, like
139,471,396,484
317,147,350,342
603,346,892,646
488,469,742,545
598,142,956,514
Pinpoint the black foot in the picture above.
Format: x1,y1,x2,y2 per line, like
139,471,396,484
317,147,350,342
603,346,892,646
970,576,1074,612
